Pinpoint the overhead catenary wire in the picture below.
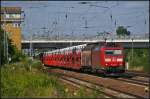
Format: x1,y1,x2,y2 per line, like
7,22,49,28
2,1,148,39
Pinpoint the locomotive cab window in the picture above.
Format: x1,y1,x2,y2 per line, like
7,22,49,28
105,50,122,55
114,50,122,55
105,50,113,55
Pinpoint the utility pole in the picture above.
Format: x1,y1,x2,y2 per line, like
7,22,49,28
4,8,8,63
85,18,87,40
71,31,74,40
110,12,114,37
0,50,1,65
57,31,59,40
3,16,6,60
131,38,134,65
29,7,33,57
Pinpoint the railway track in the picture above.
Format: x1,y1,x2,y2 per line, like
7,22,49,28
46,68,149,98
115,77,149,86
120,70,149,86
126,70,149,77
60,75,137,98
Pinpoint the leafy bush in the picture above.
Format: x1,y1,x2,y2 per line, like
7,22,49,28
31,60,43,69
1,63,64,98
125,49,149,73
11,52,26,62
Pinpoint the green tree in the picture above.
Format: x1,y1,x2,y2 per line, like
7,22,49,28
116,26,131,36
0,28,16,65
0,28,5,65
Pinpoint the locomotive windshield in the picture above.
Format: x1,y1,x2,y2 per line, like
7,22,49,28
105,50,122,55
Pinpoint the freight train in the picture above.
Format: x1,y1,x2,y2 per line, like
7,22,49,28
40,42,125,75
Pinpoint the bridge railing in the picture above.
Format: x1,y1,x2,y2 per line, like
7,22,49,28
23,35,149,41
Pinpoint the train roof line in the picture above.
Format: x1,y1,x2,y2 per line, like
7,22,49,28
45,44,87,54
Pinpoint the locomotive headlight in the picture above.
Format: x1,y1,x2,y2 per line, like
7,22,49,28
117,58,123,62
105,58,111,62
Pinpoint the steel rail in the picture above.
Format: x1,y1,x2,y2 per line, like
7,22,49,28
46,68,147,98
60,76,134,98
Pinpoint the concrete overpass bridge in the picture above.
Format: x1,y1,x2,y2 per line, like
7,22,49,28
21,38,149,55
22,39,149,49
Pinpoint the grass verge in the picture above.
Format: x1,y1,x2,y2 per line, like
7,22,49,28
1,57,103,98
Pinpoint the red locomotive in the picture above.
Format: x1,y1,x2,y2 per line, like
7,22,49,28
40,42,125,74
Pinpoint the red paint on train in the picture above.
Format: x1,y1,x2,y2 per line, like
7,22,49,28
40,42,125,74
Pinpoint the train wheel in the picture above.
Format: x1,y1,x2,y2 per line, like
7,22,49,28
91,68,97,73
80,68,84,72
80,67,92,73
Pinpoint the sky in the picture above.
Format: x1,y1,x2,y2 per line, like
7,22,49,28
1,1,149,39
